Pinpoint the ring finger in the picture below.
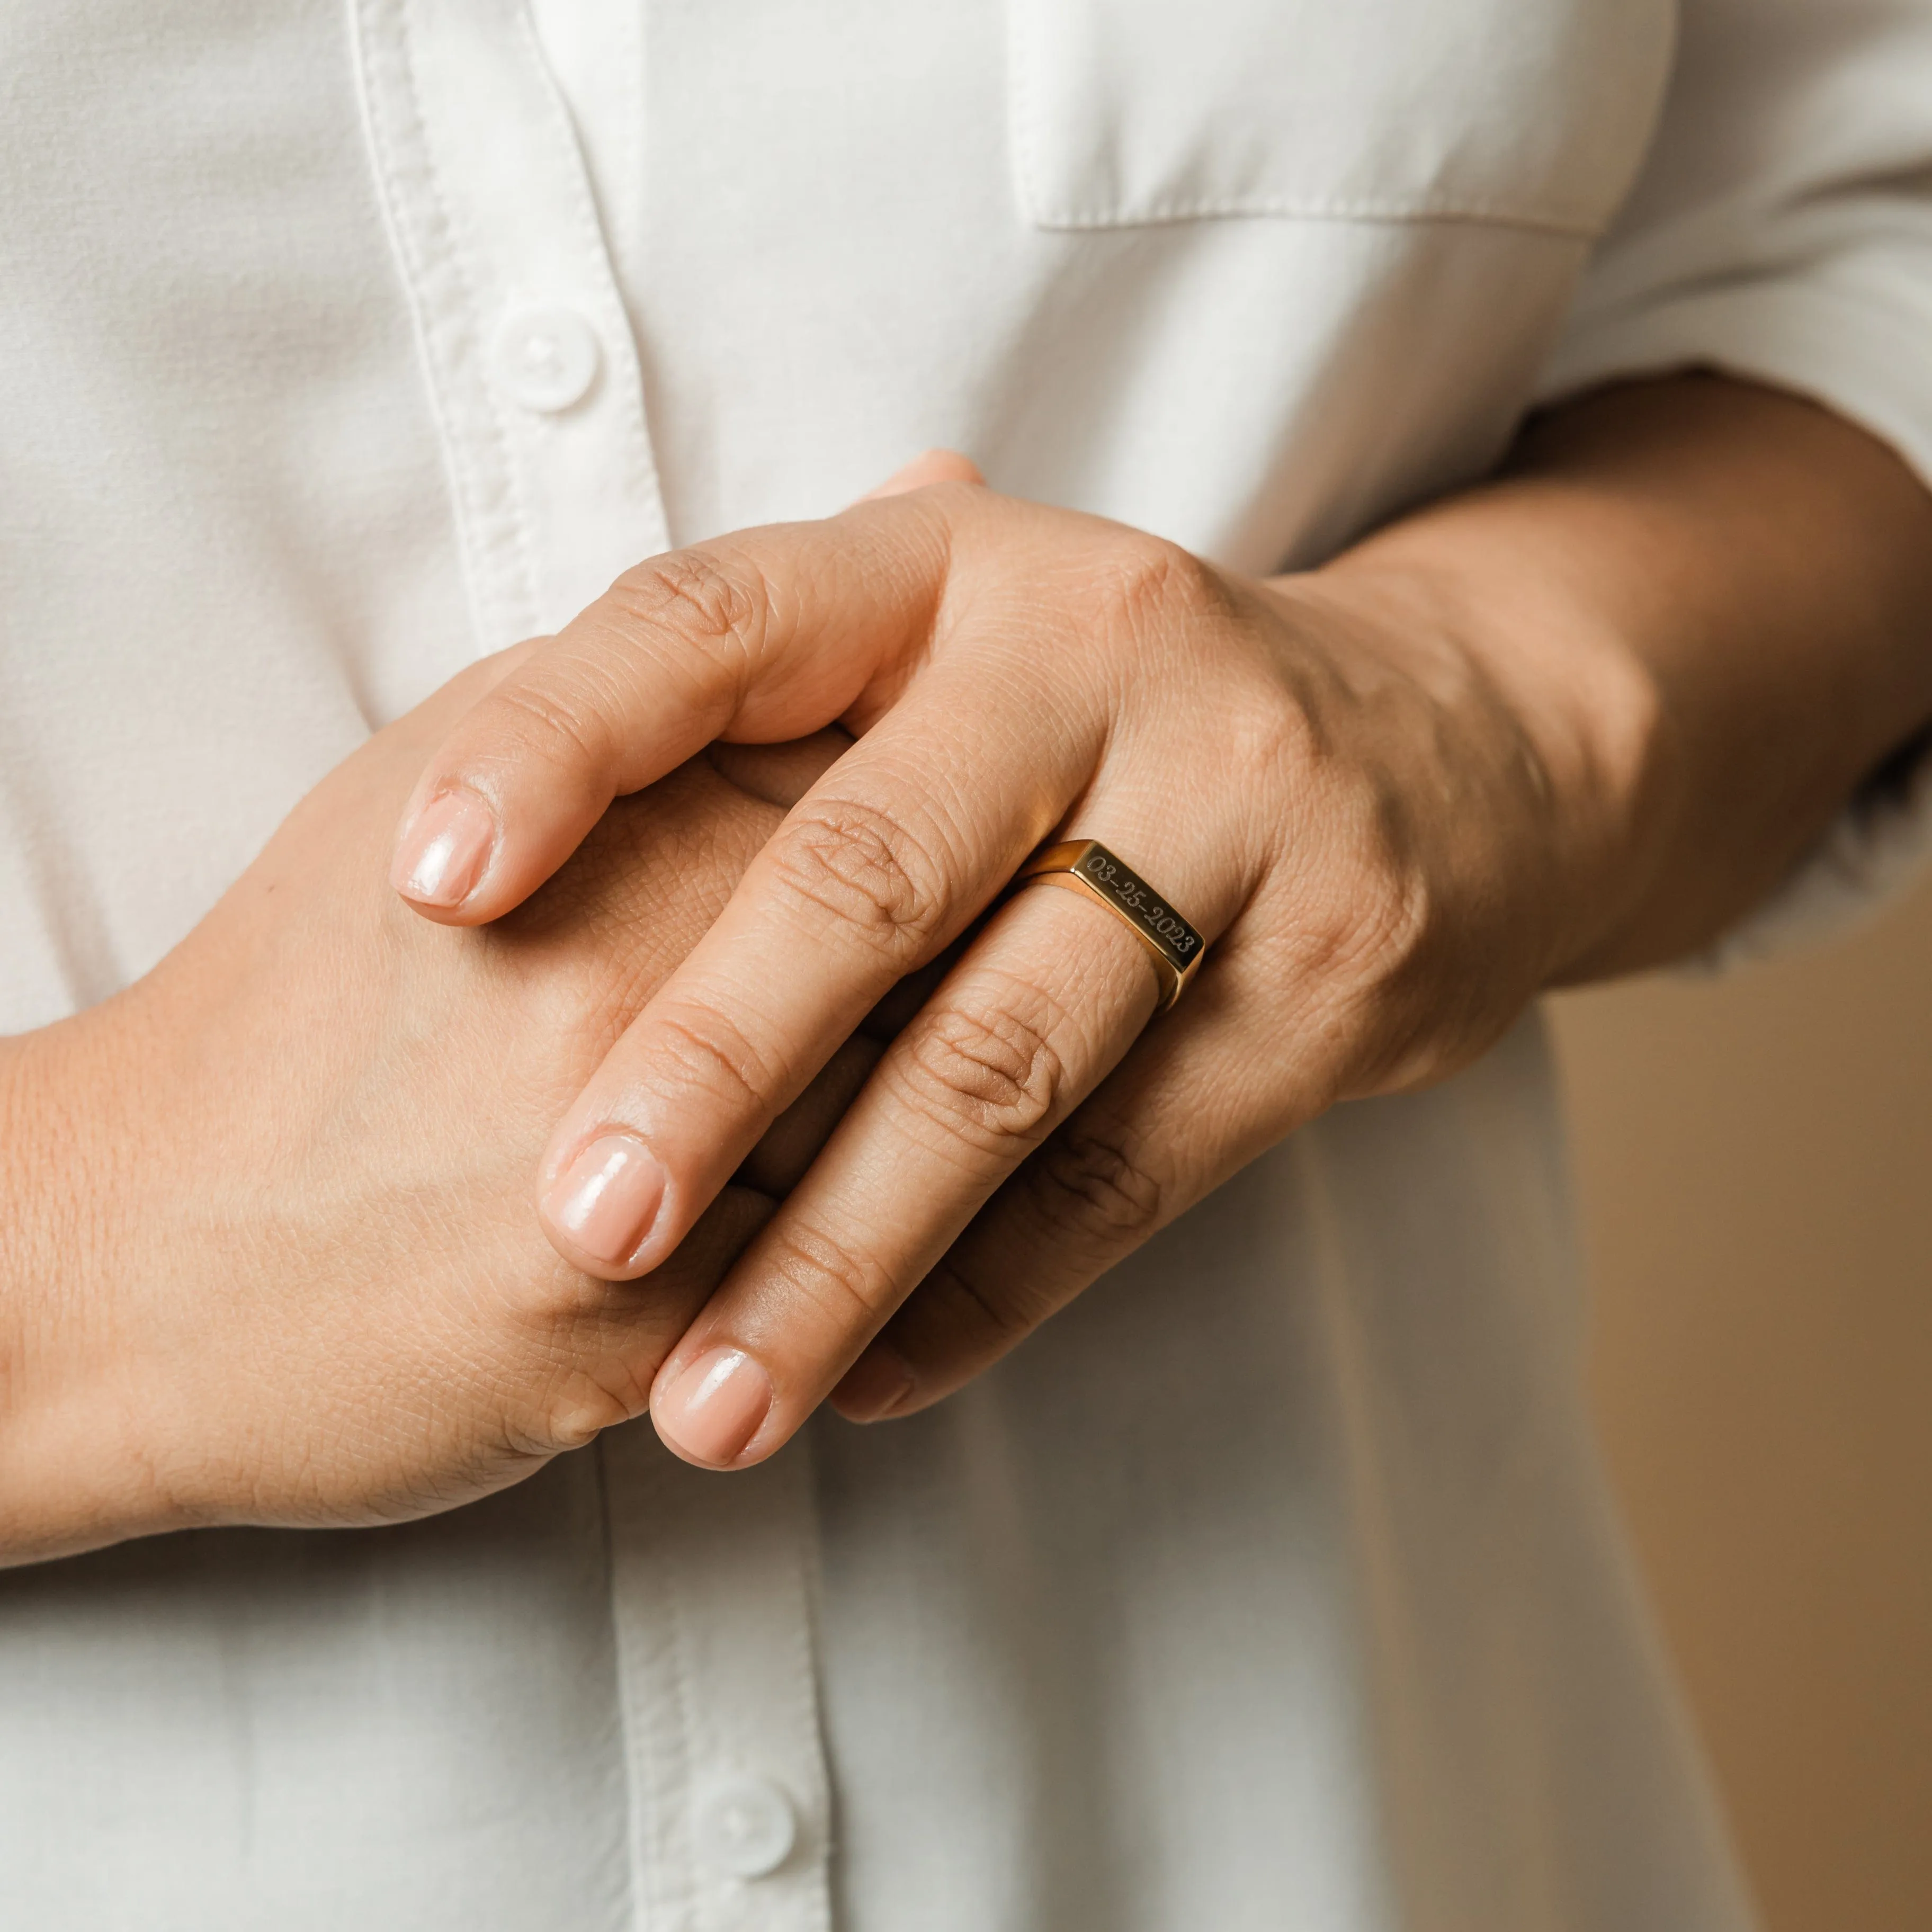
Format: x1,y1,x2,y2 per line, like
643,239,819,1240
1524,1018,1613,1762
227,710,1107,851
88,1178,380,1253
642,828,1233,1469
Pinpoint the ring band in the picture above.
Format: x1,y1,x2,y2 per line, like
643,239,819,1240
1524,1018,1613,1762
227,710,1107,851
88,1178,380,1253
1016,839,1206,1011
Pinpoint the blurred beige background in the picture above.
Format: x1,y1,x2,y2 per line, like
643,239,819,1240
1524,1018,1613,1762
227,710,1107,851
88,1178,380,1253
1551,872,1932,1932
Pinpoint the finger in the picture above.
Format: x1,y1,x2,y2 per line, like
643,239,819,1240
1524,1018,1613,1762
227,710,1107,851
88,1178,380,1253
639,876,1169,1468
388,491,971,926
531,650,1106,1285
733,944,960,1198
549,1180,779,1452
706,727,853,810
735,1033,882,1197
830,937,1308,1421
855,448,986,502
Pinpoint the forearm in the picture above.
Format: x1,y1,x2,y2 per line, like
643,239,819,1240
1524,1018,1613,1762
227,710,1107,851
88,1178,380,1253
1310,374,1932,981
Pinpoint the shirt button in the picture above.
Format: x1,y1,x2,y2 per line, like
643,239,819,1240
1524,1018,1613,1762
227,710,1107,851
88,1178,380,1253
693,1774,798,1879
491,305,601,413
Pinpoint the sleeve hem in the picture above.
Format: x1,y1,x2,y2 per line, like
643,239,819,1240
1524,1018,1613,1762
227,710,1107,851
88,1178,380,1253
1535,272,1932,495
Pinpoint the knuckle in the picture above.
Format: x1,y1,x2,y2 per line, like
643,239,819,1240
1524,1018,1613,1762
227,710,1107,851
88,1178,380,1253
1271,795,1444,1097
761,1215,896,1331
596,549,772,708
1336,857,1440,1074
767,799,950,960
1295,783,1436,994
485,676,619,779
649,1003,788,1115
893,981,1067,1155
1227,680,1319,791
923,1250,1058,1351
1355,845,1434,982
1030,1124,1166,1249
604,549,765,663
1092,530,1230,638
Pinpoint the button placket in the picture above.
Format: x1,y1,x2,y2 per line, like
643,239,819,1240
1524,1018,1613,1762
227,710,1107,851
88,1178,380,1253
353,9,831,1930
602,1427,835,1932
350,0,671,655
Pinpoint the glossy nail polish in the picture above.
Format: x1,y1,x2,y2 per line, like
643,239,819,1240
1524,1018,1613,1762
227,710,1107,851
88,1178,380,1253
392,788,497,908
545,1133,665,1269
655,1347,773,1467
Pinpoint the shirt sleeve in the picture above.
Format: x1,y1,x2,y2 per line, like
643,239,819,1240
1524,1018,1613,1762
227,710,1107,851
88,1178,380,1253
1535,0,1932,967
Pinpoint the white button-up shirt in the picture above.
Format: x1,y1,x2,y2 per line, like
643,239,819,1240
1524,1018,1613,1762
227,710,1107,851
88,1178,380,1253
5,4,1931,1927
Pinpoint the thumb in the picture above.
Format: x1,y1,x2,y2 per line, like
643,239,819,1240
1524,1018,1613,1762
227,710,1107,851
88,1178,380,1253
387,497,963,926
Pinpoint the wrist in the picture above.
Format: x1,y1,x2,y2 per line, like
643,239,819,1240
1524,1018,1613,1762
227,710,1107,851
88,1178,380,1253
0,1005,184,1562
1288,523,1676,989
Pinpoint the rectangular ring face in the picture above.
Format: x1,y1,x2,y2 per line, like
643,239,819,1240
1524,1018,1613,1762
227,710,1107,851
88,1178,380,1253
1063,840,1205,978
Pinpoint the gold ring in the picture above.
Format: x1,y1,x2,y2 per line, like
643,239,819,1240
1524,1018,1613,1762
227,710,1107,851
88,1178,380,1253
1015,839,1206,1011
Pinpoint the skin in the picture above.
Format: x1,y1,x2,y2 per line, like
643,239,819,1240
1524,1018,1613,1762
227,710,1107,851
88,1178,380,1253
3,374,1929,1559
0,655,865,1563
386,375,1932,1473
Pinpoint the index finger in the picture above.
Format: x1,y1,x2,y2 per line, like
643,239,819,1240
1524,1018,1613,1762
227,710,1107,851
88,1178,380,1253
386,492,964,925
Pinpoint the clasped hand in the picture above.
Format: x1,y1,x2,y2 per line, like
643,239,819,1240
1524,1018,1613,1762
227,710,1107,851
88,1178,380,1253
393,455,1623,1471
0,659,859,1558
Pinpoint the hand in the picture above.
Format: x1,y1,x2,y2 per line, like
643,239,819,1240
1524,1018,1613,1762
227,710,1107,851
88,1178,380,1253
0,655,863,1562
388,459,1622,1470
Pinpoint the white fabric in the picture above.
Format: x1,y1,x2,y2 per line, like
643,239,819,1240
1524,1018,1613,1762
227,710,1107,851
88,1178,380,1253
3,2,1929,1926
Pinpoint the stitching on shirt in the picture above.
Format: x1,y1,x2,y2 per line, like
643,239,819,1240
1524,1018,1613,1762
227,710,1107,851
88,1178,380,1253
656,1455,705,1927
585,1439,649,1932
1032,196,1606,244
353,1,474,607
396,0,543,640
781,1431,835,1918
351,0,487,643
357,0,540,648
1004,3,1607,246
355,0,504,644
602,1446,693,1932
1005,0,1051,229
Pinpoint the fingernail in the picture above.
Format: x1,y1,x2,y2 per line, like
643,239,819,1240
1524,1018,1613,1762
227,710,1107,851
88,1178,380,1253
831,1343,916,1423
655,1346,773,1467
393,788,498,907
545,1133,665,1269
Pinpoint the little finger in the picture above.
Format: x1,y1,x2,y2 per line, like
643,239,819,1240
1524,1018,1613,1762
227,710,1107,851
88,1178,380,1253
833,939,1309,1418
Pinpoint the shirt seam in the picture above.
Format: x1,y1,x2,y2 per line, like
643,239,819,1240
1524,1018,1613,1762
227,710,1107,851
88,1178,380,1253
1003,0,1606,245
353,0,542,649
1030,198,1607,242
